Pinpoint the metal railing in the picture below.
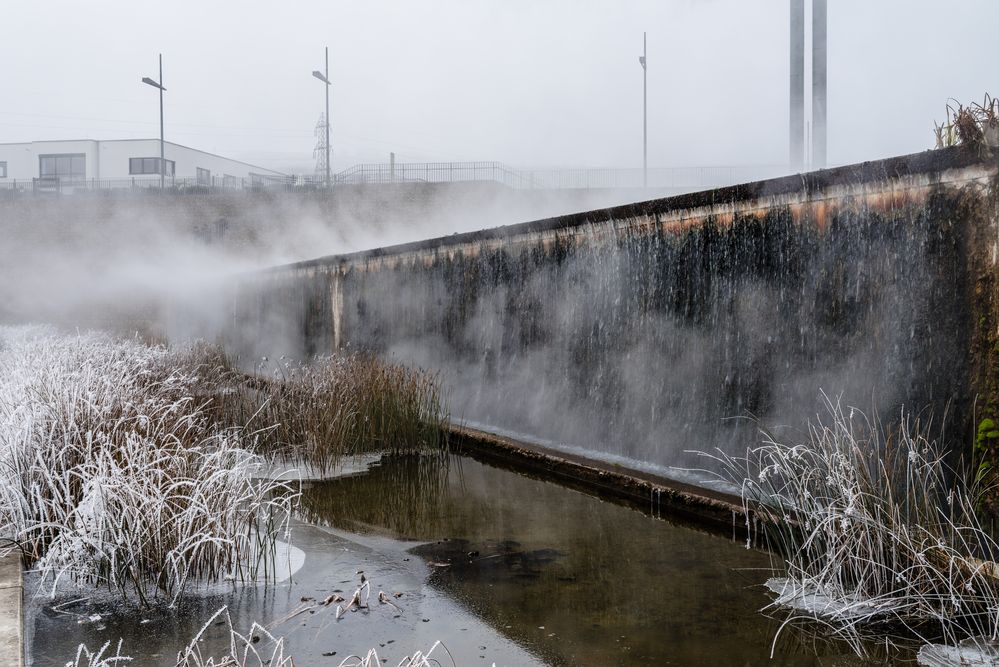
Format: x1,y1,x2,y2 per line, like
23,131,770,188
0,174,291,197
329,161,791,191
0,161,792,198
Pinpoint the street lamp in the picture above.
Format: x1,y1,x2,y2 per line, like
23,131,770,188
312,47,332,189
638,32,647,189
141,54,167,189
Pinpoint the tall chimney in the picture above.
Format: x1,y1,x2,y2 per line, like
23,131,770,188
789,0,805,169
811,0,827,168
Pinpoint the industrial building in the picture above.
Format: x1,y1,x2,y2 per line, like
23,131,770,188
0,139,285,188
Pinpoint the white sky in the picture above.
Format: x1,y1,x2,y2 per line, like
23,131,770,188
2,1,996,174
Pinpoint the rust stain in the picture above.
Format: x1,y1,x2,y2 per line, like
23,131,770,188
269,170,987,278
813,200,828,231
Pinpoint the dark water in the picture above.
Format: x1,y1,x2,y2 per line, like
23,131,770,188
298,454,891,666
28,454,896,666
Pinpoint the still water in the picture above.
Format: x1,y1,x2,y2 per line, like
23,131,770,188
28,454,889,665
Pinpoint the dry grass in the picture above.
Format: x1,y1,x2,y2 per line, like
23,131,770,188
701,395,999,657
214,354,450,474
934,94,999,150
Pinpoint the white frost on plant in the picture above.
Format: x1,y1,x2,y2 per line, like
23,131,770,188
0,325,296,604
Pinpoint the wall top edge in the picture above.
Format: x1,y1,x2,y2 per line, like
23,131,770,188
262,147,998,275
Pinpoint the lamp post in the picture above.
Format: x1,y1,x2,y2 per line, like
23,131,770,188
639,33,647,189
141,54,166,189
312,47,332,189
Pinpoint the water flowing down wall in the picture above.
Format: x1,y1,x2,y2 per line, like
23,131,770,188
229,149,999,476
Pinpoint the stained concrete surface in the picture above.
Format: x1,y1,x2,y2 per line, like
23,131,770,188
0,552,23,667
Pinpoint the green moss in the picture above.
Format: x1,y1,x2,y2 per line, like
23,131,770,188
977,418,999,453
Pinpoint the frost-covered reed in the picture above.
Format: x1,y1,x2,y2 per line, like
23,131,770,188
69,605,451,667
173,607,294,667
704,396,999,654
65,640,131,666
0,326,295,604
335,641,455,667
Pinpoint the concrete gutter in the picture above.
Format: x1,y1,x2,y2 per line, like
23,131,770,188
0,553,22,667
449,423,752,537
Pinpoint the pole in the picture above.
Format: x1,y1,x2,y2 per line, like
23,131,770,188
812,0,827,168
159,53,165,189
789,0,805,169
325,47,331,189
642,32,647,189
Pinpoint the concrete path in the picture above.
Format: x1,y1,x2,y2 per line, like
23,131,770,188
0,552,22,667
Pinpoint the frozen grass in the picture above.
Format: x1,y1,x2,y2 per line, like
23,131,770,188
0,326,296,604
336,641,456,667
702,395,999,656
173,607,294,667
0,325,449,606
69,606,453,667
65,640,131,666
215,354,450,474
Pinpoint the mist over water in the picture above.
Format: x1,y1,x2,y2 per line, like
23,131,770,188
0,184,657,340
229,178,973,473
1,0,994,480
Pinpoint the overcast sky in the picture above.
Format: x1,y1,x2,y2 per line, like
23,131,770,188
2,1,997,174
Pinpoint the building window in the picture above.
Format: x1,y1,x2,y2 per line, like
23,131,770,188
39,154,86,180
196,167,211,185
129,157,175,176
0,162,6,179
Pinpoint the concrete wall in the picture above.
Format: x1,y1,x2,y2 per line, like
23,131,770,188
229,148,999,476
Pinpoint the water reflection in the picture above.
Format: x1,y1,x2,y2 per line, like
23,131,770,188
299,452,456,538
302,454,892,665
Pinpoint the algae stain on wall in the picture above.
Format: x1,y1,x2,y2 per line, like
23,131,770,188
231,151,999,475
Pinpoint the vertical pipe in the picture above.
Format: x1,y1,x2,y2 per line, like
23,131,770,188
812,0,827,168
325,47,332,189
331,272,343,352
789,0,804,169
159,53,165,189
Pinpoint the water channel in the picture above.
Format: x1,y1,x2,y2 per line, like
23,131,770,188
27,454,899,665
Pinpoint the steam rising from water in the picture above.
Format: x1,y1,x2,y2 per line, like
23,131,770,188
0,184,652,339
231,191,970,472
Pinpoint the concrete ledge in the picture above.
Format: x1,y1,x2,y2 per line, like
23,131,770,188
271,146,996,273
0,552,22,667
449,423,753,536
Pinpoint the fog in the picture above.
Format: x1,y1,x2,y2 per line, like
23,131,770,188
0,2,996,447
3,1,998,173
0,184,658,335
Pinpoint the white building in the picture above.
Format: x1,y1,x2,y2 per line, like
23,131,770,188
0,139,286,188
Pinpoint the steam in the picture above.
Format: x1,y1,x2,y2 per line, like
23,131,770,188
227,191,970,474
0,185,665,341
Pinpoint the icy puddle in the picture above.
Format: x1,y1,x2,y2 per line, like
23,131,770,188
27,454,891,665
